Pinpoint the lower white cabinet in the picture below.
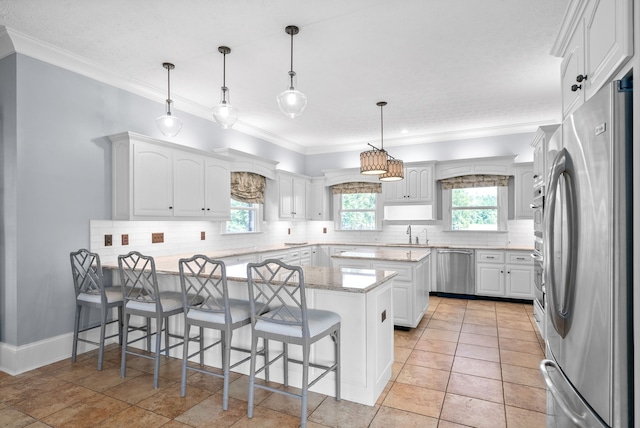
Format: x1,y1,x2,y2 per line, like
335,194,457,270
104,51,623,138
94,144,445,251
476,250,534,299
331,254,430,328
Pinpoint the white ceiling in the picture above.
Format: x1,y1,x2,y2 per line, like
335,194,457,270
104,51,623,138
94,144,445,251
0,0,568,154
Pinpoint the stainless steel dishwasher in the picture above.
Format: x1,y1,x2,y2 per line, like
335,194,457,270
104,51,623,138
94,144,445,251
436,248,475,295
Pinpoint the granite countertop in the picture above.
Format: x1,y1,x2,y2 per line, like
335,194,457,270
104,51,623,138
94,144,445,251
103,255,397,294
331,248,431,262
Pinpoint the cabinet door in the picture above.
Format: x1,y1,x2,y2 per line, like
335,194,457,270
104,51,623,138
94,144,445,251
506,265,535,299
407,166,434,202
515,166,534,219
476,263,505,297
292,178,307,219
382,179,405,203
204,158,231,220
583,0,632,99
392,282,411,327
561,21,585,117
278,176,294,219
173,152,205,217
133,142,173,217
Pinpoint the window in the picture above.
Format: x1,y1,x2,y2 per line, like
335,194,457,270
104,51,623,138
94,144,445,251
226,199,260,233
451,187,499,230
335,193,381,230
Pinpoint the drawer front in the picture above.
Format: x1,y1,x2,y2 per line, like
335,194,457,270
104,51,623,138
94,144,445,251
476,251,504,263
506,252,532,265
374,262,413,282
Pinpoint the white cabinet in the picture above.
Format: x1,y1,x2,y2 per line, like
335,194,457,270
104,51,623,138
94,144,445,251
331,253,431,328
514,163,534,219
530,125,560,188
308,178,331,221
476,250,534,299
555,0,632,117
132,142,174,217
382,164,434,204
266,172,310,220
110,132,231,221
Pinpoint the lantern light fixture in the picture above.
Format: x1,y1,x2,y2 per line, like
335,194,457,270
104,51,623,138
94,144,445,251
212,46,239,129
156,62,183,137
277,25,307,118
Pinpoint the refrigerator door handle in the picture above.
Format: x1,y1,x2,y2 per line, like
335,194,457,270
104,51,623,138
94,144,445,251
544,148,578,338
540,359,592,426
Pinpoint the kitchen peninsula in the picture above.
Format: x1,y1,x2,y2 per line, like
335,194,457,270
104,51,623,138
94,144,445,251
103,254,396,406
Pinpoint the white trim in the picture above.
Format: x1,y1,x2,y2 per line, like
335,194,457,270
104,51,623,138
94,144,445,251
0,324,118,375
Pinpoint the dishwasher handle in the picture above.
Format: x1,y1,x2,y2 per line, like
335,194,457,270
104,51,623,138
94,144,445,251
437,249,473,255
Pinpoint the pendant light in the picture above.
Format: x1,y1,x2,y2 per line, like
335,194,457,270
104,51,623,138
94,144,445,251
360,101,389,175
212,46,239,129
156,62,183,137
277,25,307,118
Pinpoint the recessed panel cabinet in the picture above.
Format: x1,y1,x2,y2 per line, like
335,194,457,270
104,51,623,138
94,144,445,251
556,0,632,117
476,250,534,299
110,132,231,221
382,164,434,204
265,172,310,220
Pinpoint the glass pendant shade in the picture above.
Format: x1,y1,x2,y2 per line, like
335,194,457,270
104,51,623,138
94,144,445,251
277,77,307,118
278,26,306,118
157,62,182,137
360,149,388,175
379,158,404,181
156,101,182,137
212,87,239,129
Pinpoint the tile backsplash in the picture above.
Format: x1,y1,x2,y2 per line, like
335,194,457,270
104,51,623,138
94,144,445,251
90,219,533,263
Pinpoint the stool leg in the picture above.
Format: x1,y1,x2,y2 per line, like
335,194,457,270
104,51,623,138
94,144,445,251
222,329,232,410
72,304,81,363
153,316,162,389
247,333,259,418
180,323,190,397
121,313,130,379
98,305,108,371
301,343,310,428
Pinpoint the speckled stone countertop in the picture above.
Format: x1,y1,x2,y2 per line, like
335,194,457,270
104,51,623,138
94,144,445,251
331,248,432,262
103,254,397,294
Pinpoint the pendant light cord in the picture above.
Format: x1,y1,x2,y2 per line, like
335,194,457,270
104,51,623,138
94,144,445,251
380,103,384,151
166,65,172,114
289,31,295,88
222,51,227,102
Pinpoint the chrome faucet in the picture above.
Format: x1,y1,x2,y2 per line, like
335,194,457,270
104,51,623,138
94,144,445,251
422,228,429,245
406,224,412,244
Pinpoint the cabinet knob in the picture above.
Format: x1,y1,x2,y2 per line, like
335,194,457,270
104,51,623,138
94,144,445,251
501,270,504,274
533,174,538,179
576,74,587,83
207,208,210,211
571,84,582,92
202,208,205,211
169,206,173,209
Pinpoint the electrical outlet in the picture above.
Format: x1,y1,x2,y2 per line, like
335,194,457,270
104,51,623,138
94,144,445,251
104,234,112,247
201,231,205,240
287,228,291,235
381,309,386,323
323,227,327,234
152,232,164,243
121,234,129,246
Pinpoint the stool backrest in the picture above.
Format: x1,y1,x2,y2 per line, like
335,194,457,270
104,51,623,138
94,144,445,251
178,255,229,318
246,259,309,337
70,249,104,299
118,251,160,308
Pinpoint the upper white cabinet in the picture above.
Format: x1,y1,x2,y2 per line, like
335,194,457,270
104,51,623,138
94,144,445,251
308,178,331,221
553,0,632,117
530,125,560,189
382,164,434,204
110,132,231,221
513,163,534,219
265,171,310,220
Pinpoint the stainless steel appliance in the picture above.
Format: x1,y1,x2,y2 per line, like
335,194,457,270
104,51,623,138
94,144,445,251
436,249,475,295
541,79,633,427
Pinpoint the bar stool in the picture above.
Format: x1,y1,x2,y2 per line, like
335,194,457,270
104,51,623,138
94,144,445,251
246,259,341,428
70,249,123,370
178,255,268,410
118,251,187,388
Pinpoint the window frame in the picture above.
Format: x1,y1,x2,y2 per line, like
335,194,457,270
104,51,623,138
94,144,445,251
332,192,383,231
442,186,508,231
222,199,262,234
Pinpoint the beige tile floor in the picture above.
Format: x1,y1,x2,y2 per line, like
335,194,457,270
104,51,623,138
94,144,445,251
0,296,547,427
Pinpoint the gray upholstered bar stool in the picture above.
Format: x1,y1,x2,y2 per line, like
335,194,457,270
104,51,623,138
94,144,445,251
246,259,341,428
118,251,187,389
70,249,124,370
178,255,268,410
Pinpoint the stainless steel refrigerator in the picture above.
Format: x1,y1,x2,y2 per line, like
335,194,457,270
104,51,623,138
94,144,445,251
541,79,633,427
